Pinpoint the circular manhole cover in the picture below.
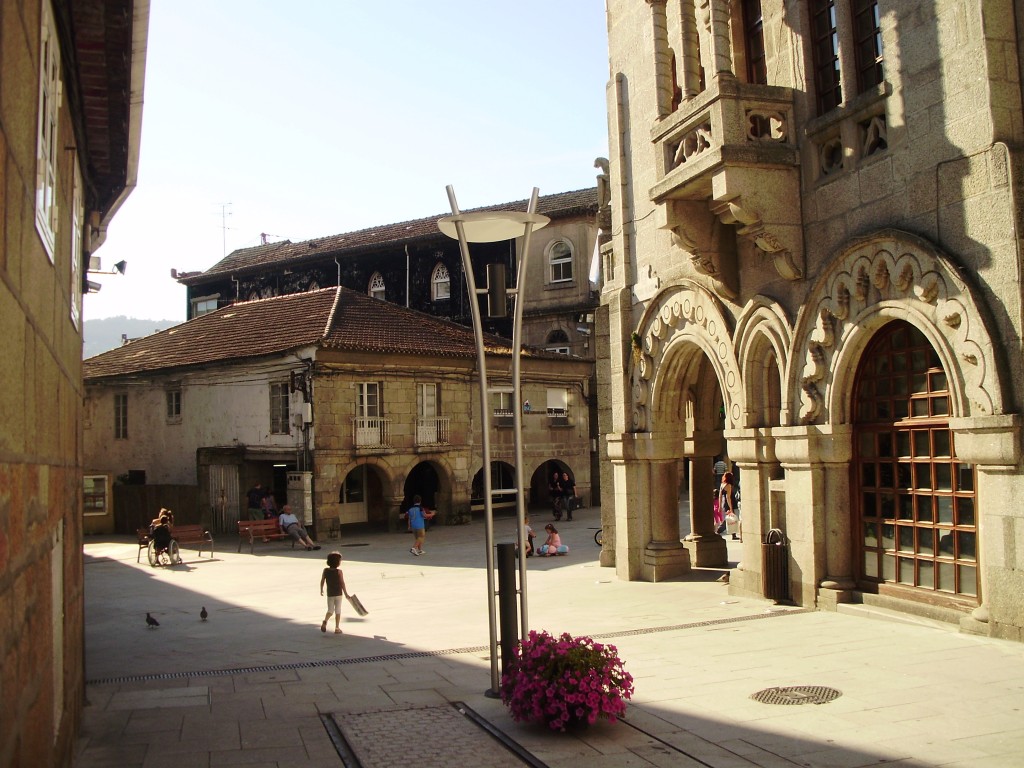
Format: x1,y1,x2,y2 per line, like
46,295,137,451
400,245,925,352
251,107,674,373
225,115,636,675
750,685,842,705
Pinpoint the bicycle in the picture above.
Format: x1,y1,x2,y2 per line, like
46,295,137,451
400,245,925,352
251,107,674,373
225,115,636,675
593,527,603,547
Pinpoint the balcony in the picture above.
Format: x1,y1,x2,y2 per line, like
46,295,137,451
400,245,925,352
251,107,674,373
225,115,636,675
416,416,450,447
492,409,515,428
353,416,391,450
547,407,571,428
649,78,804,289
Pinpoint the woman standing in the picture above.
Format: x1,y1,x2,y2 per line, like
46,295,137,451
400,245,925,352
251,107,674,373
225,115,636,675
719,472,740,541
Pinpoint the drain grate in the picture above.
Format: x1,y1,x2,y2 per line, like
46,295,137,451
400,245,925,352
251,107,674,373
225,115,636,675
751,685,842,705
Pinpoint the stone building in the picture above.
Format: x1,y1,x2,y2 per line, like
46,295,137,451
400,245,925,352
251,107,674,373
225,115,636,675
83,287,593,535
599,0,1024,640
175,187,603,506
0,1,149,763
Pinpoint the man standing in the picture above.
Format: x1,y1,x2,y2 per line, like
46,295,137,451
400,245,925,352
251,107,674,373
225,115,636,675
713,456,728,489
245,482,263,521
405,495,435,556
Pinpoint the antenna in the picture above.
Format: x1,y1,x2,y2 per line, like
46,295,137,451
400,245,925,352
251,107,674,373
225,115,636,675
219,202,232,256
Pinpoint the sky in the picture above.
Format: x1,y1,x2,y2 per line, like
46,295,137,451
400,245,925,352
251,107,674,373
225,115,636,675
84,1,611,322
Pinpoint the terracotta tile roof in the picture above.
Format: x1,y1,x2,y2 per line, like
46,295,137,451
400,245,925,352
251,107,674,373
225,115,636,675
83,287,555,380
83,289,337,379
184,187,598,283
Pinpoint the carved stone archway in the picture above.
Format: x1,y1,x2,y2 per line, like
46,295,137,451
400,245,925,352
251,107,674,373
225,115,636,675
632,281,745,433
791,230,1006,427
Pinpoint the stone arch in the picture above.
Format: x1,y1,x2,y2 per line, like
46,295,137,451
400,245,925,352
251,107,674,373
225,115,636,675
790,230,1006,426
632,280,744,432
735,296,793,428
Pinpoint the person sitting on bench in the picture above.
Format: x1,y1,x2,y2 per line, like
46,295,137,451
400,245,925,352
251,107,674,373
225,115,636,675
278,505,320,550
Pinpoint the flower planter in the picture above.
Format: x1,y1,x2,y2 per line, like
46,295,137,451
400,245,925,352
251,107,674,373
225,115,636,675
499,630,634,732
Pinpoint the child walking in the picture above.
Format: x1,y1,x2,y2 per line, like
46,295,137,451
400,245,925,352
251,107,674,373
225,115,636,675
320,551,349,634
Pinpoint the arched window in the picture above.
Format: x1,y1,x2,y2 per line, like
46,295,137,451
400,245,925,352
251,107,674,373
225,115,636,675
368,272,385,300
546,329,570,355
432,262,451,300
547,239,574,283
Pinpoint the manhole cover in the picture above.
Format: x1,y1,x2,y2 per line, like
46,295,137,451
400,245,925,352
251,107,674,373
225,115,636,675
750,685,842,705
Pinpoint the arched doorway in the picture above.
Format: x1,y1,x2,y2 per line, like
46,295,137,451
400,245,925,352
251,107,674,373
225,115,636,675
403,462,441,510
853,321,978,604
471,461,516,516
338,464,387,527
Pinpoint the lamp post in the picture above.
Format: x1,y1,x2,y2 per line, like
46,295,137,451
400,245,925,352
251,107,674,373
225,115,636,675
438,186,549,695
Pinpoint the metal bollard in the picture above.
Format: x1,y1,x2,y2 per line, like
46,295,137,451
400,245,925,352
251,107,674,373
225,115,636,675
495,542,519,679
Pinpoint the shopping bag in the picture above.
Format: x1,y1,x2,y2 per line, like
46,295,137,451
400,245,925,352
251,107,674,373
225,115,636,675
347,594,368,616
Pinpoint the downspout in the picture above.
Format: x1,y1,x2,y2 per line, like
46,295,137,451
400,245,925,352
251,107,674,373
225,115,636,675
405,245,410,307
334,257,341,286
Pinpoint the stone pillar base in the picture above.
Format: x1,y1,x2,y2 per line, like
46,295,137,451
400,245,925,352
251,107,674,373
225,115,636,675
960,616,993,637
642,545,691,582
682,534,728,567
726,567,762,600
817,585,855,611
599,549,615,568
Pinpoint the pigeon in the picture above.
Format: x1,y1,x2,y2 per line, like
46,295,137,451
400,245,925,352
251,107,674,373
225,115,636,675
146,612,159,628
200,607,208,621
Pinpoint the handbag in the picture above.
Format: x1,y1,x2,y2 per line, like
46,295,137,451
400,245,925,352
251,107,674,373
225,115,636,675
725,511,740,534
347,594,368,616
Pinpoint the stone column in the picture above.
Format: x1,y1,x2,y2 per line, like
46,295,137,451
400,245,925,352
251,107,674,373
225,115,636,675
725,427,779,599
950,415,1022,639
683,449,727,566
775,425,853,609
699,0,735,80
643,459,691,581
678,0,702,99
647,0,674,117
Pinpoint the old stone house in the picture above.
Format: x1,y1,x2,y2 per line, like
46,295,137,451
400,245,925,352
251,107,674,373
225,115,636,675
600,0,1024,640
0,1,149,764
83,287,593,536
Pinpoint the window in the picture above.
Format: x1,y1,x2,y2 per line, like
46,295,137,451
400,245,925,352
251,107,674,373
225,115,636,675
546,329,571,356
192,295,219,317
546,388,568,416
741,0,767,85
810,0,842,114
357,382,380,418
114,394,128,440
548,240,573,283
418,383,440,418
83,475,108,517
70,164,83,329
368,272,385,300
270,382,290,434
355,382,386,447
853,0,883,93
166,387,182,422
35,0,62,261
493,390,514,416
417,382,447,444
431,262,451,300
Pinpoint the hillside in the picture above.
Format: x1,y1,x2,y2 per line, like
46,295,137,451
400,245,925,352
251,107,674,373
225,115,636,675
83,316,182,359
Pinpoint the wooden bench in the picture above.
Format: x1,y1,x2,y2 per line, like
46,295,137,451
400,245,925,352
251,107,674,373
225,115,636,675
237,518,295,554
172,525,214,558
137,524,213,561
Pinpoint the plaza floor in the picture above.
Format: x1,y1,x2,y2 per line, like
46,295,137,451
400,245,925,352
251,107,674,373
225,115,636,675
75,507,1024,767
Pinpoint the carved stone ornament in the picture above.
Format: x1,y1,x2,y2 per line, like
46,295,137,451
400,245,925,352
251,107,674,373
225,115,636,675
712,199,803,281
795,231,1002,424
630,281,743,432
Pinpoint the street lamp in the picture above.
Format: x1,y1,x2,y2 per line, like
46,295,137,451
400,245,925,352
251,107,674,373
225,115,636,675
438,186,549,696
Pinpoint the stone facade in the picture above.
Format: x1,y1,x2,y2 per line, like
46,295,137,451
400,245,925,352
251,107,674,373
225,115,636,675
600,0,1024,639
83,289,594,537
0,1,148,763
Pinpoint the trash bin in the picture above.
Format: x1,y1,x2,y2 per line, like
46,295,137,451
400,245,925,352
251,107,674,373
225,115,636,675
762,528,790,602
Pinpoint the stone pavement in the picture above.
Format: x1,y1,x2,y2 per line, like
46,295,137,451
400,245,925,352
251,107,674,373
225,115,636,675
75,507,1024,767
